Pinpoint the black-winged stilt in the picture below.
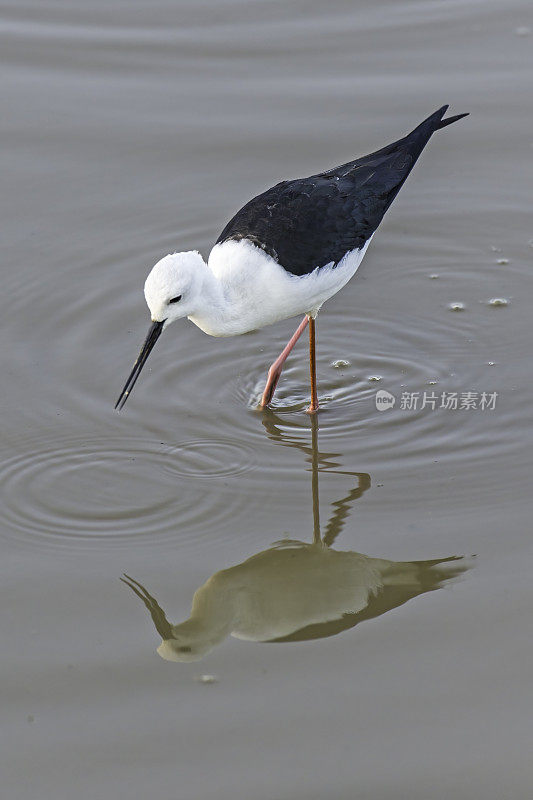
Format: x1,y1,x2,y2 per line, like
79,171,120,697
120,547,464,660
120,417,465,660
115,106,467,413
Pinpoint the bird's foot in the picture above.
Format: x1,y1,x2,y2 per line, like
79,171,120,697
259,367,282,408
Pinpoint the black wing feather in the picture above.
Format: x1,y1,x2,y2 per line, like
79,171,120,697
216,106,468,277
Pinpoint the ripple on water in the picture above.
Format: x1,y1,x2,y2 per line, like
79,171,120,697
0,435,257,550
233,307,478,430
150,308,472,417
140,302,528,481
162,438,257,478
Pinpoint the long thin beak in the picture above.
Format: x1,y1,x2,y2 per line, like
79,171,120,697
115,319,165,410
120,574,174,640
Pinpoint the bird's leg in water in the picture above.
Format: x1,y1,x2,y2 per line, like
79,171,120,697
260,316,309,407
306,316,319,414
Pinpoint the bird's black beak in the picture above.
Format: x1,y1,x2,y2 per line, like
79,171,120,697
115,319,165,410
120,574,174,640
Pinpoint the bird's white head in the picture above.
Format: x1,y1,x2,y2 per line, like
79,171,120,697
120,573,220,662
144,250,206,327
156,635,214,663
115,250,207,409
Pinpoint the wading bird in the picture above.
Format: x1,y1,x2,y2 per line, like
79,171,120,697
115,106,467,413
121,550,464,661
121,415,467,659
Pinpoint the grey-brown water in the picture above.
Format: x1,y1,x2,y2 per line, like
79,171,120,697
1,1,532,798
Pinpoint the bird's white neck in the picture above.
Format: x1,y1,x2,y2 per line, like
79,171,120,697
166,575,238,657
186,257,232,337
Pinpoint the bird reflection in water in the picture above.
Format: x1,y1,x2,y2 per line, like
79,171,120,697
122,415,466,662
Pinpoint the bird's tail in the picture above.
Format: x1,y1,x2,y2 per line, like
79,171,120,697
357,105,469,169
409,105,469,138
434,109,469,130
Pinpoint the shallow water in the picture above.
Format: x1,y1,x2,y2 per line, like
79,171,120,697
2,1,533,797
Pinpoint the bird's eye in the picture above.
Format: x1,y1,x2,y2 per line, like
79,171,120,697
177,646,192,653
169,295,182,304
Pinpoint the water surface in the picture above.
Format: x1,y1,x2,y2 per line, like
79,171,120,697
2,1,533,798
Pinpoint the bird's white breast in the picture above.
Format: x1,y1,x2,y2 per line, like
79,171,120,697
228,545,385,642
194,237,372,336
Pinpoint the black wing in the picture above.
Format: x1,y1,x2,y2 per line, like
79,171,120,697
216,106,468,277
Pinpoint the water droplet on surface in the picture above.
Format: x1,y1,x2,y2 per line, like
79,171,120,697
448,302,465,312
488,297,509,307
487,361,496,366
331,359,351,369
426,379,438,385
429,273,439,279
195,674,219,684
367,375,382,382
496,258,509,265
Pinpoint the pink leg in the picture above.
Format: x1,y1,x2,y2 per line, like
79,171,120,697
260,316,309,408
